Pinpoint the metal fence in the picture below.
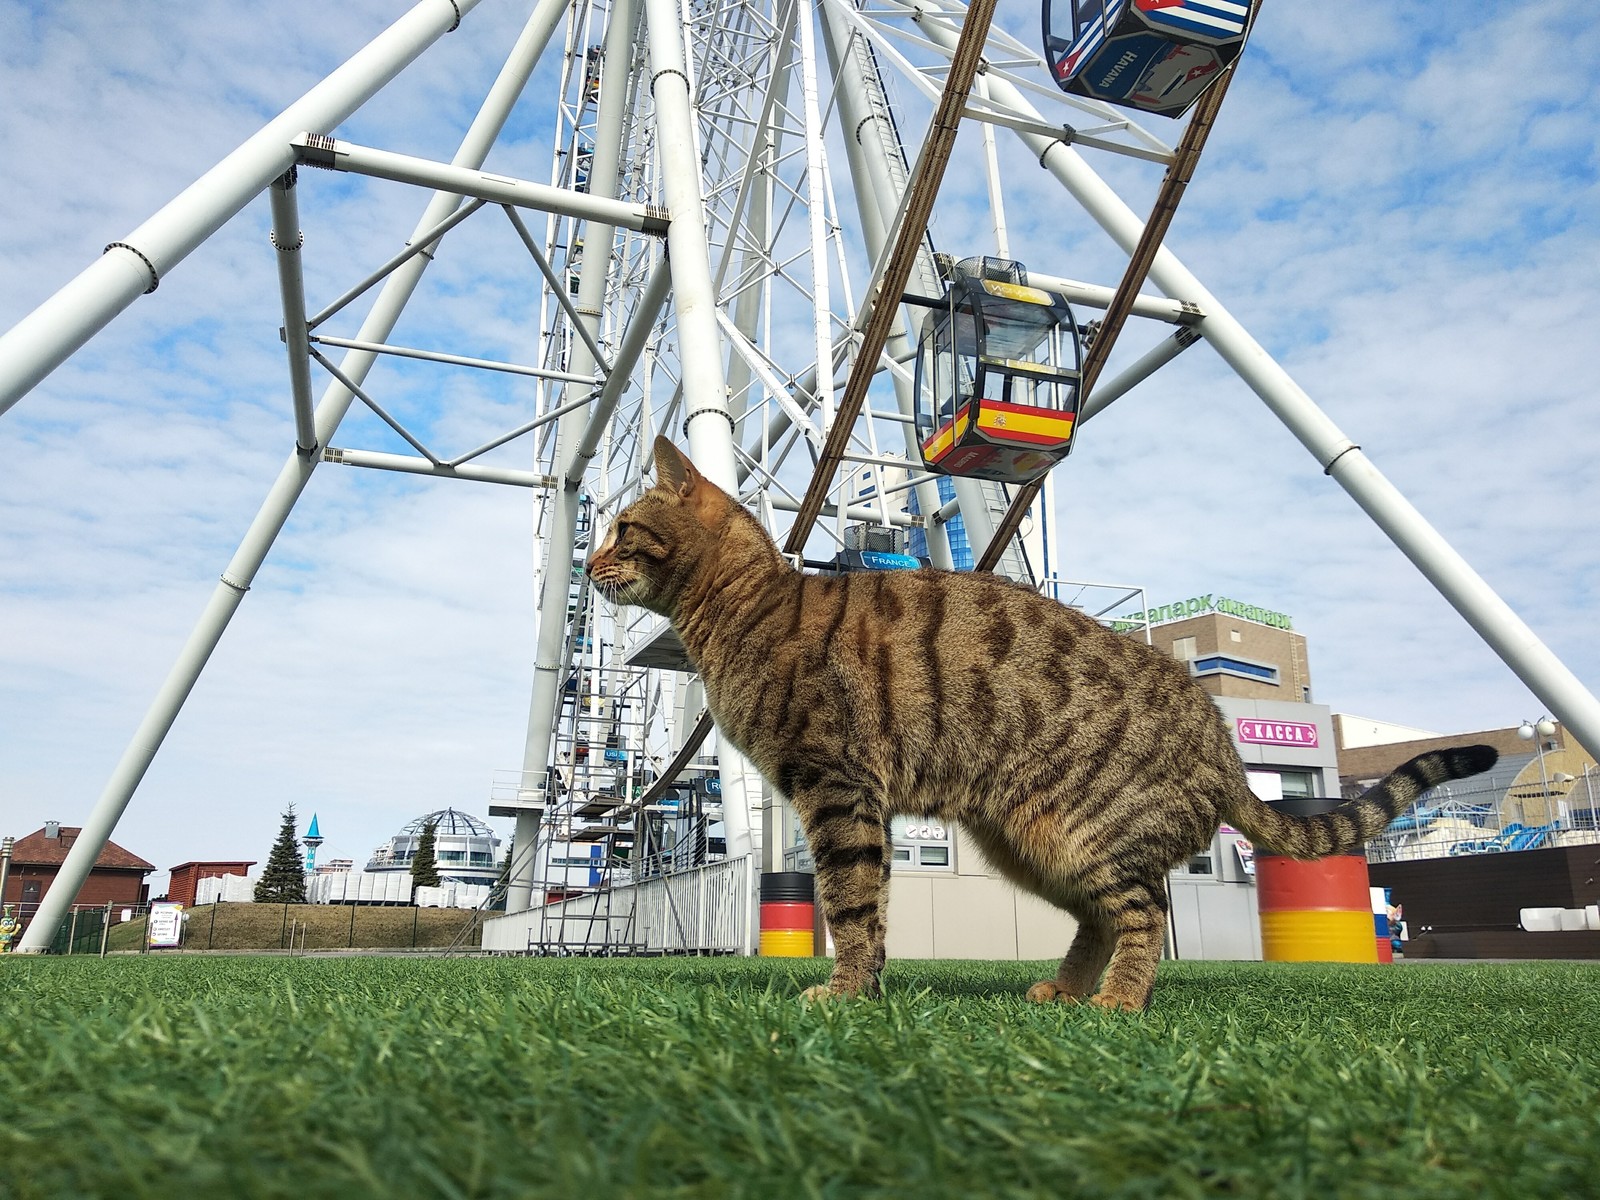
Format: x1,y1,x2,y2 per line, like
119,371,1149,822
54,903,114,955
183,902,488,950
3,901,490,954
633,854,751,953
484,854,753,955
1366,767,1600,864
0,902,139,956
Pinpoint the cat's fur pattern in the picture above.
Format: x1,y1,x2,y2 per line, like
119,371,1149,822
587,439,1497,1010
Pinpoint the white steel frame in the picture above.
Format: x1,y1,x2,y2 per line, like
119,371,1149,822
7,0,1598,955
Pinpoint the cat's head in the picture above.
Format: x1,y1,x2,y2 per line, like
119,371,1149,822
586,437,736,615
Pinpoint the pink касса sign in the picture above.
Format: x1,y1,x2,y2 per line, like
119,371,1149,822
1235,719,1319,748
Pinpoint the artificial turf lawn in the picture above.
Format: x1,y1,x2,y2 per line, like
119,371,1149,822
1,956,1596,1198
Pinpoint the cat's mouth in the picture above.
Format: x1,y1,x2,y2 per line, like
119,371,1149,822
591,574,635,606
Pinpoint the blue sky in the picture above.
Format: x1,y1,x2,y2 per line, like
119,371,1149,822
2,0,1598,889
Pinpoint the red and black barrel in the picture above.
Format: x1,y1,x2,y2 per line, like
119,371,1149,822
759,871,815,957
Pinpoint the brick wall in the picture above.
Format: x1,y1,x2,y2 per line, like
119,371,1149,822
1146,612,1312,703
4,866,148,914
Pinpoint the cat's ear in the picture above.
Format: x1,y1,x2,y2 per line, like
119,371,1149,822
653,435,727,529
653,436,701,499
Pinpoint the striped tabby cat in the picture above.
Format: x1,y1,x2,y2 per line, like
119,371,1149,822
587,439,1497,1009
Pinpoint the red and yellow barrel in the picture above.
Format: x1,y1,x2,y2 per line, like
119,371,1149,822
1257,854,1380,963
759,872,815,957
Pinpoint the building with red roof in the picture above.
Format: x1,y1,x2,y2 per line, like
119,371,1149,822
167,860,257,908
2,822,154,920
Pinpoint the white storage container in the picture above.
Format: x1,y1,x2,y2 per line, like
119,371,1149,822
1520,907,1563,932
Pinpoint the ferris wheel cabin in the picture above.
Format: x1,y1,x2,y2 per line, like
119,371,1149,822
1042,0,1255,118
913,257,1083,486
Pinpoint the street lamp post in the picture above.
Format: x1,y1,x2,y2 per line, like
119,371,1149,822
0,837,13,905
1517,717,1557,824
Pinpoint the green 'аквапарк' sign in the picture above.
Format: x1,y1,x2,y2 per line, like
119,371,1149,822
1110,595,1292,634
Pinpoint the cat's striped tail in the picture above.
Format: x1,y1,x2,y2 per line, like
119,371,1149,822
1222,745,1498,859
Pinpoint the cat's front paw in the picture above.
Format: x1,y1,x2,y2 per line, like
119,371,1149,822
800,975,881,1003
1088,990,1147,1013
1025,980,1080,1004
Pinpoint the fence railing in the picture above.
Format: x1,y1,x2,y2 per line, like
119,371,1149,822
1,902,141,956
57,903,114,955
482,854,753,955
633,854,750,953
1366,772,1600,863
2,901,490,954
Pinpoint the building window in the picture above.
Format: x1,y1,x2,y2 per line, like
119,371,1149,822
890,816,954,872
1172,636,1197,661
1278,770,1317,799
1230,629,1242,643
1190,655,1279,684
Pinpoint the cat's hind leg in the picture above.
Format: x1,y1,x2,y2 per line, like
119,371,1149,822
1085,876,1169,1011
1026,913,1113,1004
793,785,891,1000
867,815,893,981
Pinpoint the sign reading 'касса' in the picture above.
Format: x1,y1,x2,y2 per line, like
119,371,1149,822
1235,719,1319,749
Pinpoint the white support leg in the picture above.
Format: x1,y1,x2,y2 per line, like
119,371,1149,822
508,0,643,915
644,0,760,867
16,0,563,953
817,1,957,569
268,173,319,455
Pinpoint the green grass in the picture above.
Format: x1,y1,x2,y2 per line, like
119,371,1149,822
2,956,1597,1198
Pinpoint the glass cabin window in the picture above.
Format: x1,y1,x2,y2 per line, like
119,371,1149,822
916,326,938,433
1073,0,1108,31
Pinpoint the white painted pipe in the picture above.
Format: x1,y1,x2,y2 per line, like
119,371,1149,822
267,174,319,453
644,0,760,868
510,0,646,913
295,135,669,235
322,447,556,488
0,0,482,417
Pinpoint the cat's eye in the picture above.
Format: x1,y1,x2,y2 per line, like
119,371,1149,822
613,520,636,557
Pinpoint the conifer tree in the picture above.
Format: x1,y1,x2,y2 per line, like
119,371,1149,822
488,832,515,909
410,820,441,889
254,806,307,903
494,833,515,889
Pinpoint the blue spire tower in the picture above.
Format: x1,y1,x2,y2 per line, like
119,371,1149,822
303,813,324,874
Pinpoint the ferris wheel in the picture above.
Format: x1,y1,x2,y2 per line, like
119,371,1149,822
5,0,1597,951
